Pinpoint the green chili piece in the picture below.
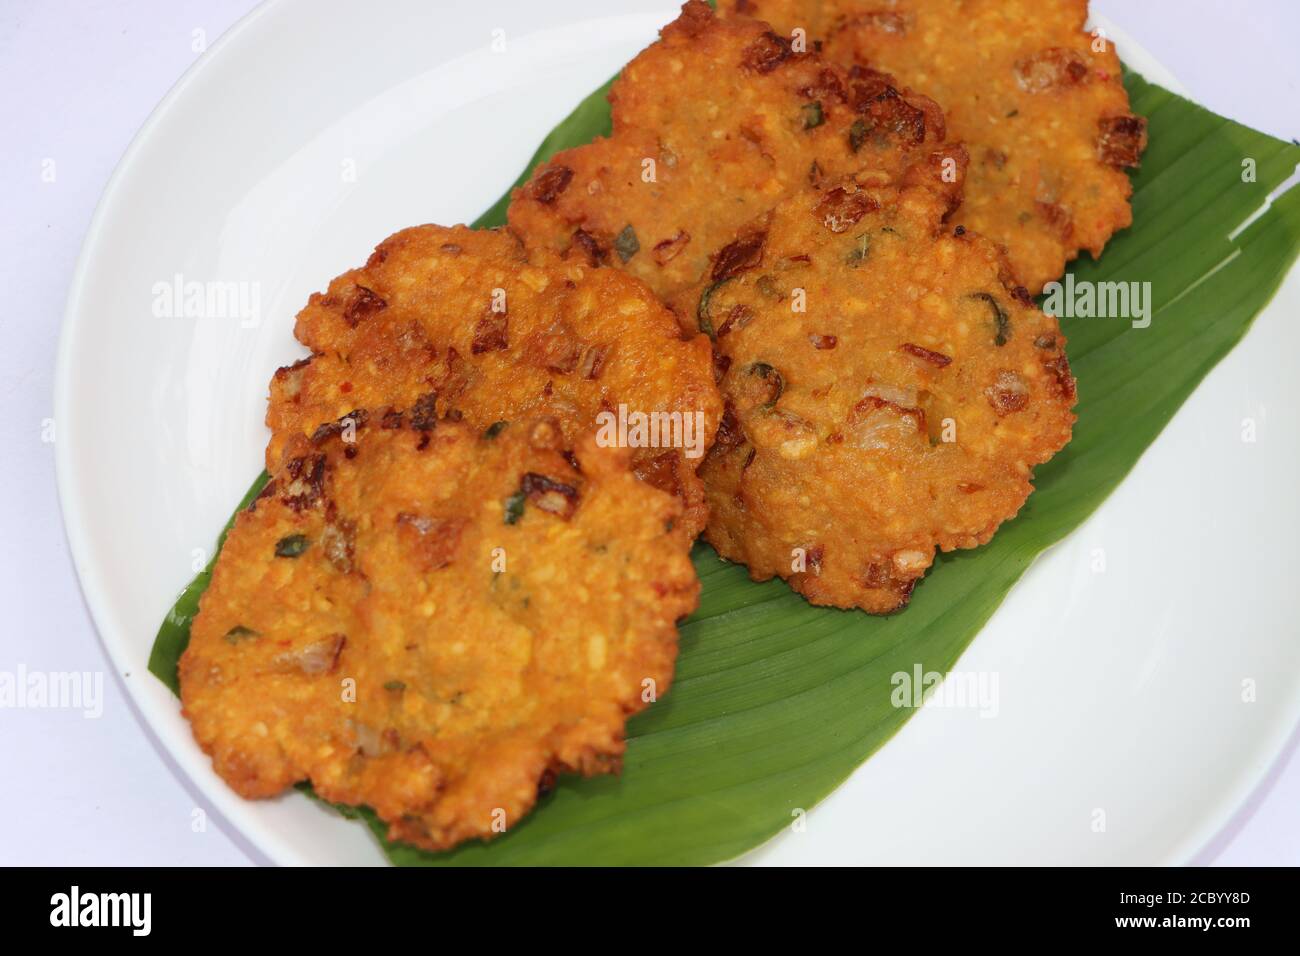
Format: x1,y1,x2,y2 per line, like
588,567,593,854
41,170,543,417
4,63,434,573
274,534,309,558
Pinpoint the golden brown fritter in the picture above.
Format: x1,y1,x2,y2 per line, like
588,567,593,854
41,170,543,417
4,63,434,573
507,0,947,301
267,224,721,540
181,410,696,852
720,0,1147,292
669,146,1076,613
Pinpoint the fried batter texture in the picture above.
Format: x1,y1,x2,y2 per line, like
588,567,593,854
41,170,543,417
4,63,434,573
267,224,721,539
181,411,696,851
670,147,1076,612
507,0,947,300
720,0,1147,292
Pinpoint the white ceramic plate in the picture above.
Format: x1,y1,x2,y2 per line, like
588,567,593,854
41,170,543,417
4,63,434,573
56,0,1300,866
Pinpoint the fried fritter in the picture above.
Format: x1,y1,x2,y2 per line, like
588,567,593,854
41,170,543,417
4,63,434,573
669,146,1076,612
720,0,1147,292
267,224,721,539
507,0,947,301
181,410,696,852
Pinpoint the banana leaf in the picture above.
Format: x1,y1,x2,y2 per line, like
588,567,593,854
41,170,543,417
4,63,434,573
150,69,1300,865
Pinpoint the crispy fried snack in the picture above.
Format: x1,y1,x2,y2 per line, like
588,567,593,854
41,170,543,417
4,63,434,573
720,0,1147,292
507,0,947,300
181,411,696,852
267,224,721,539
669,147,1076,612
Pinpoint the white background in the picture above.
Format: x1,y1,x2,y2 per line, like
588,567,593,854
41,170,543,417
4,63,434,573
1,0,1297,865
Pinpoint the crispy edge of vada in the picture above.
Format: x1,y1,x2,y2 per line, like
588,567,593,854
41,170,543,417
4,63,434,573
507,0,949,300
718,0,1148,292
264,222,722,541
672,147,1076,612
181,410,698,851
